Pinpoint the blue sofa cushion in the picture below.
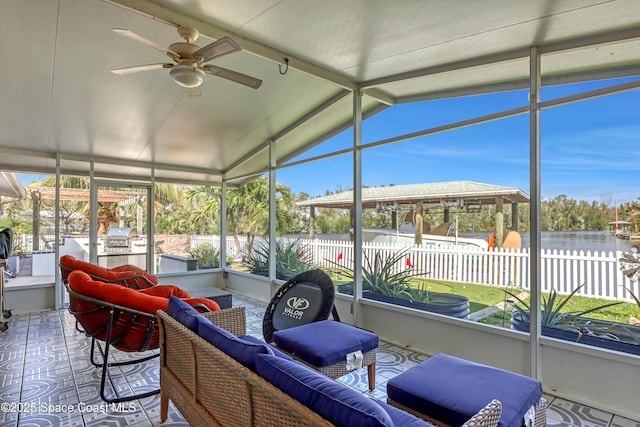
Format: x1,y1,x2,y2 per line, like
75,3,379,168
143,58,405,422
387,353,542,427
272,320,378,367
167,295,201,331
255,354,393,427
240,335,293,361
374,400,434,427
198,320,273,371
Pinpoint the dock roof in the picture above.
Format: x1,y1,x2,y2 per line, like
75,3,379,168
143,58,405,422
297,181,530,210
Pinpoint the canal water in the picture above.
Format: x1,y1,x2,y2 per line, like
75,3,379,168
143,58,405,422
307,230,634,253
478,230,633,252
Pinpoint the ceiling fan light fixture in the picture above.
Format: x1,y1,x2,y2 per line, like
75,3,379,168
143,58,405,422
170,64,206,88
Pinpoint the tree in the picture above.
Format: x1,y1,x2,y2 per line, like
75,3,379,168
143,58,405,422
206,177,296,256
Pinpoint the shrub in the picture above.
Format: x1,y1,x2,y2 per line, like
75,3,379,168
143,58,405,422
242,238,312,280
329,246,426,301
190,243,220,269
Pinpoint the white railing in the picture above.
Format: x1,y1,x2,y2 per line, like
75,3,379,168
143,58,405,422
292,238,639,303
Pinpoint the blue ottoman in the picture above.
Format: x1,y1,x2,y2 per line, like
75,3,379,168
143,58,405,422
387,353,546,427
272,320,379,390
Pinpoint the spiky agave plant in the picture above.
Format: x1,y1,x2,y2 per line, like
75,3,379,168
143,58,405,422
506,284,622,328
328,246,424,300
190,243,220,268
242,238,312,280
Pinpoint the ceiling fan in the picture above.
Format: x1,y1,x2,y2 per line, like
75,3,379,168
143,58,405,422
111,26,262,90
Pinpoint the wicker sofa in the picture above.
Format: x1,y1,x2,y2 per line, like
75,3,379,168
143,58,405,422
157,297,502,427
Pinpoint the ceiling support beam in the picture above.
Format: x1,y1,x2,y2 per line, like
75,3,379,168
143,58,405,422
360,27,640,90
278,103,389,168
397,65,640,104
360,48,530,89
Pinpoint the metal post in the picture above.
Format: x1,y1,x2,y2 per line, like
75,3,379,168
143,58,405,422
147,174,155,273
529,46,542,379
89,162,97,264
220,181,227,269
54,155,62,308
353,89,363,327
269,139,277,282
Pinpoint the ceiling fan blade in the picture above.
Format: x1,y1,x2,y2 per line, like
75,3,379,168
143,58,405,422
201,65,262,89
112,28,179,58
111,63,174,75
193,36,241,62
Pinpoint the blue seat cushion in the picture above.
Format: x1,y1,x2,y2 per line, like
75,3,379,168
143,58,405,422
197,316,274,371
272,320,378,367
387,353,542,427
255,353,394,427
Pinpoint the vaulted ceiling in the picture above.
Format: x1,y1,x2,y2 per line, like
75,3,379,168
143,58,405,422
1,0,639,187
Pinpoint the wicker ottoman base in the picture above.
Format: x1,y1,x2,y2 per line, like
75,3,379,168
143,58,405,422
296,348,377,391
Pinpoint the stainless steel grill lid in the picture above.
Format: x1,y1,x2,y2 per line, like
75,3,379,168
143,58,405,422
106,227,137,238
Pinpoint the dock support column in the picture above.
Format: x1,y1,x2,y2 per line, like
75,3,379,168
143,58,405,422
495,197,504,249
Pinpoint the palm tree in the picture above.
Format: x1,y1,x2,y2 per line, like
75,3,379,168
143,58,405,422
205,177,295,257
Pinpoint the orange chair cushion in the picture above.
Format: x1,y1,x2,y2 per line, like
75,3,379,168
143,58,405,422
111,264,159,284
60,255,159,285
138,285,191,299
67,270,218,352
67,270,220,314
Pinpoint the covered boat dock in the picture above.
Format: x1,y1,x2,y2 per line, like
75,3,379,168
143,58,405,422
297,180,530,248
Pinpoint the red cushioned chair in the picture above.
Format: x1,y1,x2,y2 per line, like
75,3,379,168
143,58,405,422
59,255,158,289
66,270,220,403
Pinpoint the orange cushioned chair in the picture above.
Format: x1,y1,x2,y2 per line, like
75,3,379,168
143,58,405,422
66,270,220,403
60,254,158,289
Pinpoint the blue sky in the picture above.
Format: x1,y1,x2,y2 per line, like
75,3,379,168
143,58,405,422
278,78,640,205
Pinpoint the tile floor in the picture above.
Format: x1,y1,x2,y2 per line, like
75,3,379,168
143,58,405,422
0,291,638,427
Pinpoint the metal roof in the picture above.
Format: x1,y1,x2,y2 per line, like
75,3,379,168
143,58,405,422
0,173,23,198
297,180,530,209
0,1,639,185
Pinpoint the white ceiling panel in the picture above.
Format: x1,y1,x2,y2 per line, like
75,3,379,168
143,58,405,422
0,0,638,186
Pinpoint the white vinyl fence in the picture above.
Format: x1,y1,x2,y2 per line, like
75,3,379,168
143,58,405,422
291,238,639,303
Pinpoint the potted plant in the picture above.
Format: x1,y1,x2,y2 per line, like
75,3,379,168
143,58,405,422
330,247,470,319
505,285,640,354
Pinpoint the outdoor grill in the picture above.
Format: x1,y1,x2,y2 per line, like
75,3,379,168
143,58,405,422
105,227,137,251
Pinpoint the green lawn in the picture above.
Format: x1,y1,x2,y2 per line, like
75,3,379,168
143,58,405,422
326,267,640,325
